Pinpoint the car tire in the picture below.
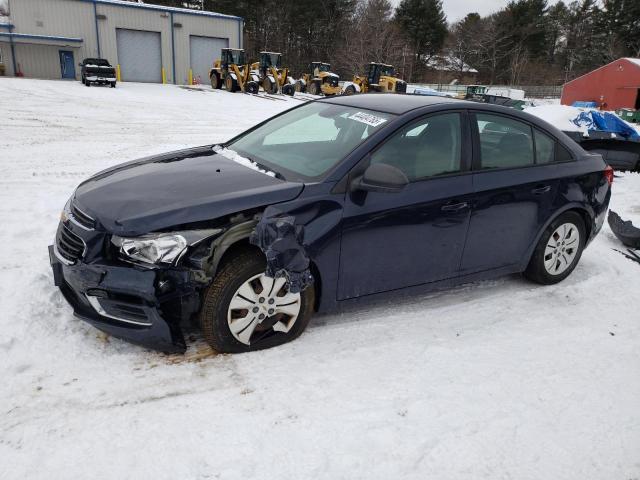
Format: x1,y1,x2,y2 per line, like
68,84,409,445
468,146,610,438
524,211,586,285
110,82,116,88
85,79,90,87
200,249,315,353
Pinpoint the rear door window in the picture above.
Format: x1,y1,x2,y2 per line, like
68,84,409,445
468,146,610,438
475,114,534,169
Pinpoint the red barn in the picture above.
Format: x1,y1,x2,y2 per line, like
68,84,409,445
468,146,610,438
561,58,640,111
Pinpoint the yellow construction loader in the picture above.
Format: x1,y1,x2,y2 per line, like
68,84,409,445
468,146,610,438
209,48,260,94
257,51,295,96
295,62,341,96
347,62,407,95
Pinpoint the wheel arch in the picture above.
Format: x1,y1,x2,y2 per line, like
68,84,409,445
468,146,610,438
522,204,594,270
209,223,323,312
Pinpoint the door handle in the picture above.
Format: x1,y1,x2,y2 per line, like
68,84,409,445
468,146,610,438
532,185,551,195
441,202,469,212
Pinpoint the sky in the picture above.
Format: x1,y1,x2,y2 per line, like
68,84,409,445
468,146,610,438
390,0,559,23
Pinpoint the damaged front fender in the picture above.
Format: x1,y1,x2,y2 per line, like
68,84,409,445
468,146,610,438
250,210,314,294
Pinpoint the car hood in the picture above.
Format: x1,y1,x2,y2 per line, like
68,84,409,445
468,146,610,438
73,145,304,236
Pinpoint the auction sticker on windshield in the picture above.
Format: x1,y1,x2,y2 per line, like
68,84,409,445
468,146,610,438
349,111,388,127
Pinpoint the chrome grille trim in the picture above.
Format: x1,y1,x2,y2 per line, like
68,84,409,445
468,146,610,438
55,223,87,264
85,295,153,326
70,203,95,230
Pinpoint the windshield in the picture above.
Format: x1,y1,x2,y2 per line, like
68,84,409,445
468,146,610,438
381,65,395,76
230,50,245,65
227,102,395,181
261,53,281,68
85,58,110,66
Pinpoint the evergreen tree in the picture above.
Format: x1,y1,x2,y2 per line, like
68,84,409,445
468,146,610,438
599,0,640,57
395,0,447,81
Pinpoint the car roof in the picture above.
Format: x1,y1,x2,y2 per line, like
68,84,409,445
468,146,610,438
320,93,466,115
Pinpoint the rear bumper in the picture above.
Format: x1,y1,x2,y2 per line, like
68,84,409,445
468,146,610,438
49,245,186,353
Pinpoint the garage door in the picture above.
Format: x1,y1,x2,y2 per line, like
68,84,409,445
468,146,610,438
116,29,162,83
190,35,228,85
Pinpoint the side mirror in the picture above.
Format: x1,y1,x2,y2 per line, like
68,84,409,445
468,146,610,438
352,163,409,193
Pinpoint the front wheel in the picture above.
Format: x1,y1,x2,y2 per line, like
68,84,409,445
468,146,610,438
200,250,315,353
262,76,277,94
282,83,295,96
245,81,259,94
225,75,239,92
524,211,586,284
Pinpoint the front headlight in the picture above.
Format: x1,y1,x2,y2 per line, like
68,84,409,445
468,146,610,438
112,229,222,266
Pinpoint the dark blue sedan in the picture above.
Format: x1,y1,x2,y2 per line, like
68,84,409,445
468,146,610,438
49,95,612,353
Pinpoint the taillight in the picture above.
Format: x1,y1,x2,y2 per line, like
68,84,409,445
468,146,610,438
604,165,614,185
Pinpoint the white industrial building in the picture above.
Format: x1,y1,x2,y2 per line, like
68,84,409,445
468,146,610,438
0,0,242,84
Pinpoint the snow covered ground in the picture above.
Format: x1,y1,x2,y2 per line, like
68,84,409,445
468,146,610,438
1,78,639,480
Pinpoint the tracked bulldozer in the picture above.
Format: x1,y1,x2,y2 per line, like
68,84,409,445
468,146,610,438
209,48,260,94
295,62,341,96
347,62,407,95
257,51,295,96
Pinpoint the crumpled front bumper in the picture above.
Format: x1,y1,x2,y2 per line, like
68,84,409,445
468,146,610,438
49,245,187,353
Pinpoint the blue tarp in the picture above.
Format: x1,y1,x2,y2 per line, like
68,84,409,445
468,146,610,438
572,101,598,108
572,110,640,140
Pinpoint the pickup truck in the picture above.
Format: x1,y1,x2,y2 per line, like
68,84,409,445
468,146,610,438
80,58,116,88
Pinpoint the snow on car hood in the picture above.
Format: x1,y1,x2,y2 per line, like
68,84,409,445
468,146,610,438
212,145,276,177
73,145,304,235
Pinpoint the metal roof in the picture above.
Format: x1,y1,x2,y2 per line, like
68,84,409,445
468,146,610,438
77,0,242,21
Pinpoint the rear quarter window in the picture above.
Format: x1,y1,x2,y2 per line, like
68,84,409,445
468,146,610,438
555,143,574,162
534,129,555,164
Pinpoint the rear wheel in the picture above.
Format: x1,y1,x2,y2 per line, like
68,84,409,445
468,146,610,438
524,211,586,284
308,81,320,96
200,250,315,353
110,82,116,88
211,72,222,89
343,84,356,96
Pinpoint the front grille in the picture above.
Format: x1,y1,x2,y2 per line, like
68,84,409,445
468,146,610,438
70,203,95,229
56,223,86,263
